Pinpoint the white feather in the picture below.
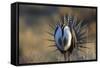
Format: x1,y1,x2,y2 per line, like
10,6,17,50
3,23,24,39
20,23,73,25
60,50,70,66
63,26,72,51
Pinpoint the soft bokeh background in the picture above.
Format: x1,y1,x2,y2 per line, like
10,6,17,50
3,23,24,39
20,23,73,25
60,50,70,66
19,4,96,64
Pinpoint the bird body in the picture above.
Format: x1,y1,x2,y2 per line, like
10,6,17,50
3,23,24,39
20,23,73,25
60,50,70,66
48,15,88,61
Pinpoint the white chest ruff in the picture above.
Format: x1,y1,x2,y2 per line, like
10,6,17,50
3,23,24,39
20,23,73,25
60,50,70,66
63,26,72,51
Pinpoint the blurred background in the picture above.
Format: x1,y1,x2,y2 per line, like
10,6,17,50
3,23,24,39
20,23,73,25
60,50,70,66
19,4,96,64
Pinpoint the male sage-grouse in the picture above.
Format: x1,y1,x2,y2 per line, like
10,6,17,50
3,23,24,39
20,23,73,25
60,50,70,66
47,15,88,61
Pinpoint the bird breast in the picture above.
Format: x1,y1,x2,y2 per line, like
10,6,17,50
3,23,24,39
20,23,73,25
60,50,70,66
54,25,72,52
